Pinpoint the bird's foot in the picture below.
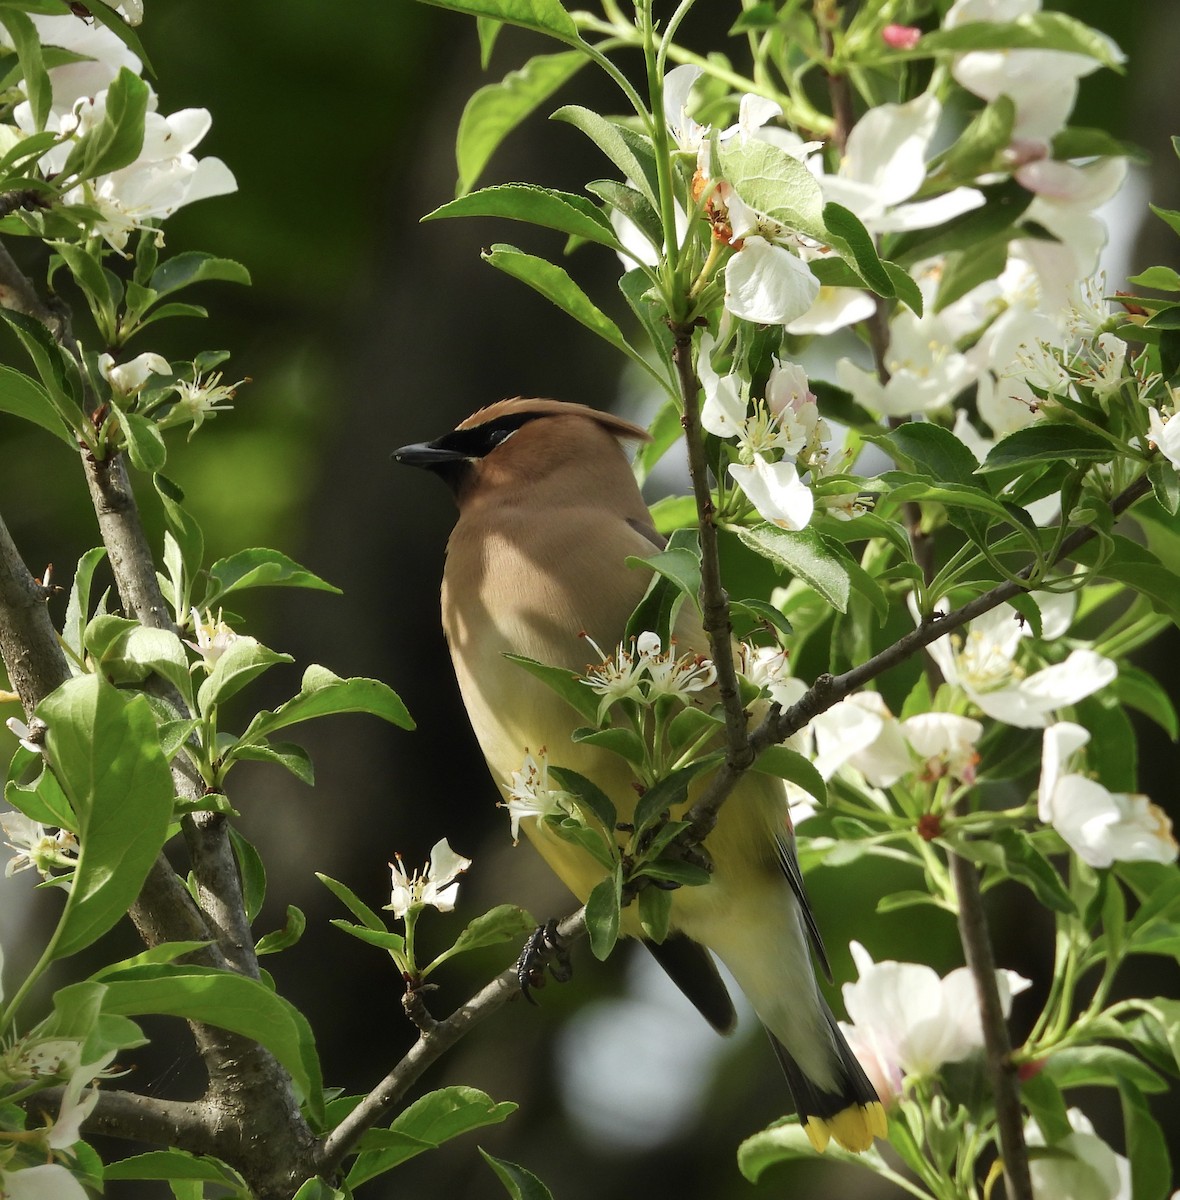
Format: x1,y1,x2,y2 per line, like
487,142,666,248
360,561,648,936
516,918,572,1004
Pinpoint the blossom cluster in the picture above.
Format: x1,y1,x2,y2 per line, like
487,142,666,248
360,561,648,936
580,630,717,723
1,8,235,251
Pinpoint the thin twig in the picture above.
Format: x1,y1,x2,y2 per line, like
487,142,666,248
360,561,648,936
671,325,754,771
315,907,587,1178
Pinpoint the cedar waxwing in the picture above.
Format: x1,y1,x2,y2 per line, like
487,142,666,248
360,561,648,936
396,398,884,1153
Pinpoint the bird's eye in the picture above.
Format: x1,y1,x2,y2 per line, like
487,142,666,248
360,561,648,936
486,427,515,450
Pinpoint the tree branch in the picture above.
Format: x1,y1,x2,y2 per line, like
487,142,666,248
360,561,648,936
314,908,587,1178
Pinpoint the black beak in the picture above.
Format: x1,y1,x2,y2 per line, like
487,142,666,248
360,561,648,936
393,440,466,468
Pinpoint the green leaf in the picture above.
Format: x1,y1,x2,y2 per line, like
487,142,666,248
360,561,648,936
105,1150,249,1191
1022,1070,1072,1144
1128,266,1180,292
1111,665,1179,741
39,676,174,960
1120,1080,1171,1200
480,1150,555,1200
154,477,204,604
330,921,406,953
482,244,664,387
229,826,266,924
978,423,1115,477
231,740,315,785
412,0,576,40
204,547,339,606
62,546,108,659
585,869,621,960
0,363,75,446
149,252,251,299
97,964,324,1121
571,724,647,767
738,1120,823,1179
625,544,702,612
456,50,584,195
916,13,1125,69
0,307,83,421
638,883,672,941
928,95,1015,184
430,904,535,969
502,653,600,725
317,872,388,932
633,759,717,834
1044,1046,1166,1095
752,745,826,804
255,904,306,956
424,183,618,248
547,764,617,831
348,1087,517,1186
821,202,894,297
476,16,501,67
196,637,293,714
618,272,675,398
552,105,659,208
61,66,149,181
1147,459,1180,517
115,405,167,472
104,624,193,701
624,527,700,647
591,178,663,255
0,10,51,132
238,664,414,746
734,524,851,612
717,137,826,240
886,421,989,487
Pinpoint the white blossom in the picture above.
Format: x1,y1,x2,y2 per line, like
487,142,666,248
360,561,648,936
1,811,78,879
635,633,717,699
172,371,242,438
501,749,573,844
99,351,171,397
922,600,1116,728
840,941,1029,1102
1027,1107,1131,1200
185,608,238,668
728,455,814,530
387,838,471,917
811,693,913,789
0,1163,90,1200
900,712,984,783
1038,724,1178,868
1147,405,1180,470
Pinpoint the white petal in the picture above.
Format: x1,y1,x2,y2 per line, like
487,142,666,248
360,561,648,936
872,187,984,233
427,837,472,887
786,286,876,335
728,456,814,530
3,1164,90,1200
724,237,819,326
841,93,940,208
1038,721,1091,821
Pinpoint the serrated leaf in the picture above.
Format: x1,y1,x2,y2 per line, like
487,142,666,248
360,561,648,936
231,740,315,785
570,724,646,767
625,544,702,611
978,423,1115,475
239,665,413,747
0,10,51,132
717,138,826,240
204,548,339,606
196,637,292,714
413,0,576,39
348,1088,518,1186
97,964,323,1121
502,653,600,725
1128,266,1180,292
424,183,618,248
585,870,621,960
456,50,584,194
104,1149,248,1188
480,1150,555,1200
552,105,659,207
317,873,388,933
0,364,75,446
751,744,826,804
149,252,251,299
38,676,173,960
734,524,851,612
429,904,535,971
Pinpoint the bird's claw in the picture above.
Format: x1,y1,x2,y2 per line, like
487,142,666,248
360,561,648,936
516,918,572,1004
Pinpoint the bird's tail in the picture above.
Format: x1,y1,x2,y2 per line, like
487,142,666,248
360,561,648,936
768,1005,887,1153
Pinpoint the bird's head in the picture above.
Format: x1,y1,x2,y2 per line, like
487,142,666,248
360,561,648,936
394,398,650,506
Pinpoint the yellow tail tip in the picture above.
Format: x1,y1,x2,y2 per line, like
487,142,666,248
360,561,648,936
802,1102,888,1153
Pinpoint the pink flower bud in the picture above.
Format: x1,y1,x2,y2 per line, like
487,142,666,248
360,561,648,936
882,24,921,50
